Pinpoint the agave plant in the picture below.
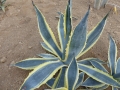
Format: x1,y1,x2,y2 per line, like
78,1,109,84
14,0,120,90
94,0,108,9
78,36,120,90
0,0,6,12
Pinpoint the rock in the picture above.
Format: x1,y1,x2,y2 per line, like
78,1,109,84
28,46,32,49
0,57,6,63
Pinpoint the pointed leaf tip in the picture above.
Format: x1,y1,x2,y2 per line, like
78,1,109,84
105,10,111,19
31,0,35,6
88,5,90,11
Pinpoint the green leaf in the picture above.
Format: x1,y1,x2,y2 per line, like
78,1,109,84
40,42,53,54
116,58,120,74
37,53,58,59
58,13,65,53
75,72,84,89
82,77,104,87
46,78,55,88
78,64,120,87
20,61,66,90
113,73,120,79
1,6,5,12
64,0,72,43
93,84,108,90
66,56,79,90
108,36,117,75
49,87,68,90
65,7,90,64
32,2,62,58
90,60,108,73
112,87,118,90
77,12,109,58
14,58,58,70
52,67,67,88
77,58,106,66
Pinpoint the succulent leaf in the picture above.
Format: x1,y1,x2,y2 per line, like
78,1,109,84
77,58,106,66
82,77,104,87
37,53,58,59
0,0,6,12
66,56,79,90
78,64,120,87
93,84,108,90
52,67,67,88
65,7,90,64
49,87,68,90
77,12,109,58
64,0,72,43
46,78,55,88
112,87,118,90
40,42,53,53
108,36,117,75
20,61,66,90
113,73,120,79
58,13,65,53
90,60,108,73
14,58,58,70
32,2,62,58
75,72,85,89
116,58,120,74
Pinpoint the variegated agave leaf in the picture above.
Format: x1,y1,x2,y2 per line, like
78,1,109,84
107,36,120,89
79,36,120,90
76,12,109,59
46,78,55,88
64,0,72,44
64,6,90,64
90,60,108,73
78,63,120,88
37,53,58,59
77,58,108,89
82,77,104,88
19,61,66,90
32,2,62,59
77,58,106,67
75,72,84,89
14,58,59,70
40,42,54,54
65,55,79,90
47,87,68,90
108,35,117,76
92,84,108,90
0,0,6,12
52,67,67,88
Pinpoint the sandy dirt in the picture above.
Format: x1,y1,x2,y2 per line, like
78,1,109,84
0,0,120,90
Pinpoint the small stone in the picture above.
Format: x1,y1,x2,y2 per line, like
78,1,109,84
90,7,93,11
19,41,22,44
0,57,6,63
28,46,32,49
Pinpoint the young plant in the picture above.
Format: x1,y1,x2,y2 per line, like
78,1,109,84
14,0,120,90
78,36,120,90
0,0,6,12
